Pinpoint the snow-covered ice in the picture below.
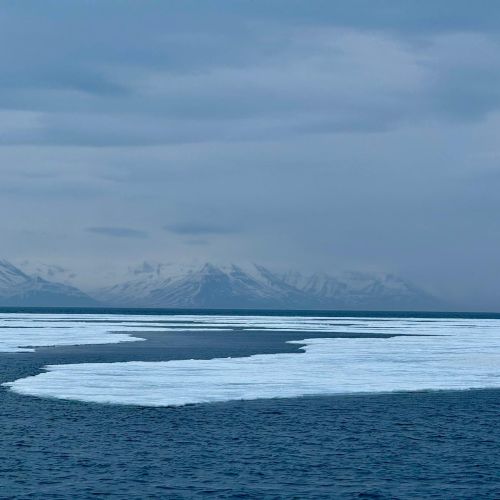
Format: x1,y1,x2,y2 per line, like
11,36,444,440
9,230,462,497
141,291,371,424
3,315,500,406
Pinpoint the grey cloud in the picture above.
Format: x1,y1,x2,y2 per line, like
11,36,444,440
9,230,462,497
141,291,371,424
86,227,148,239
1,1,500,310
184,239,210,246
0,68,127,96
164,223,239,236
1,6,500,147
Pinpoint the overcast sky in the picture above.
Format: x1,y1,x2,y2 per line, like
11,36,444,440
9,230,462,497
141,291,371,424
1,1,500,309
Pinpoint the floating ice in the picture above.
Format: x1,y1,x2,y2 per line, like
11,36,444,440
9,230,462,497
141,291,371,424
0,311,455,353
0,320,142,352
3,316,500,406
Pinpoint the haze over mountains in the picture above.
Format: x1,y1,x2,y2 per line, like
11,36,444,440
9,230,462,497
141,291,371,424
0,259,441,311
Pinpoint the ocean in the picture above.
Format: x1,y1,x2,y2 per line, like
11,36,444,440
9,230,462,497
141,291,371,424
0,308,499,498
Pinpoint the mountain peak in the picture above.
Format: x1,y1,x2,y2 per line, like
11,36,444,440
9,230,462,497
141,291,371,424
96,261,441,310
0,259,98,307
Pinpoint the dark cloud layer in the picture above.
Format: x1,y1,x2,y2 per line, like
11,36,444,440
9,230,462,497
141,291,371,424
1,1,500,310
1,2,500,147
86,227,148,239
165,223,239,236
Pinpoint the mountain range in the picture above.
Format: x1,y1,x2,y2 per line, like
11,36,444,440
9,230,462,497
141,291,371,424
0,259,442,310
96,262,440,310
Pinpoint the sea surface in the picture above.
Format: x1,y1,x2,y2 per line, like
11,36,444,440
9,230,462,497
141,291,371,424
0,308,499,499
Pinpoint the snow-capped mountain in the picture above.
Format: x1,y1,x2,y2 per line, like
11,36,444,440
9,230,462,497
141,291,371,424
280,270,438,310
96,263,312,309
96,262,440,310
0,259,441,310
0,260,98,307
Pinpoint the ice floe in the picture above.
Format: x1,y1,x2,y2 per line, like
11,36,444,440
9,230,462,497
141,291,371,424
3,315,500,406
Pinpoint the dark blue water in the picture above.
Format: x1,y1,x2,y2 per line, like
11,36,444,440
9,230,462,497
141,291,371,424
1,309,499,499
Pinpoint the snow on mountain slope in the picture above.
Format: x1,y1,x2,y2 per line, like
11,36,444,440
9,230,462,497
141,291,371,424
280,269,439,310
97,263,312,309
96,262,440,310
0,258,443,310
0,260,98,307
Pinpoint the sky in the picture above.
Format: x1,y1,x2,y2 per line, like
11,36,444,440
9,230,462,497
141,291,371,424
1,1,500,309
